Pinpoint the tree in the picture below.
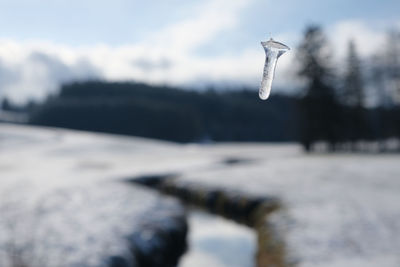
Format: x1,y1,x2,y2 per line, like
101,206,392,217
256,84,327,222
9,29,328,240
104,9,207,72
1,98,12,111
343,40,364,107
385,29,400,104
297,25,340,151
384,30,400,143
342,40,366,146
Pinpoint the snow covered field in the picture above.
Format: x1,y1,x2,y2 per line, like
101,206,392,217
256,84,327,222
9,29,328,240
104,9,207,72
176,145,400,266
0,124,191,266
1,123,400,266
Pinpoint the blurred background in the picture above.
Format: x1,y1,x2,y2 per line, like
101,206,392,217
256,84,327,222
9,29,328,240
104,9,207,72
0,0,399,150
1,0,400,267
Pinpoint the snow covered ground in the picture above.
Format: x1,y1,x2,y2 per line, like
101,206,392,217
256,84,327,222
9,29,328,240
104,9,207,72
176,146,400,266
1,123,400,267
0,124,191,266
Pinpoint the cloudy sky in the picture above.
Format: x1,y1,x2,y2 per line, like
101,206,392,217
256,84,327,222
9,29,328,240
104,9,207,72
0,0,399,104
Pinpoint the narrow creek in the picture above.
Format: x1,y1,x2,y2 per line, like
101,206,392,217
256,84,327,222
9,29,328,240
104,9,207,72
179,209,256,267
127,174,283,267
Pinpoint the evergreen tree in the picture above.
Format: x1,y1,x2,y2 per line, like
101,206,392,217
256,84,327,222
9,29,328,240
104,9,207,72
342,40,366,146
1,98,12,111
297,25,340,151
385,30,400,104
385,30,400,142
343,40,364,107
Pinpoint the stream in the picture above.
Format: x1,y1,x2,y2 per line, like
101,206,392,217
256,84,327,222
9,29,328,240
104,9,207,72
179,209,256,267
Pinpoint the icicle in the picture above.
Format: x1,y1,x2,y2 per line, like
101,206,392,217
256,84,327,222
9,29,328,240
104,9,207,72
259,38,290,100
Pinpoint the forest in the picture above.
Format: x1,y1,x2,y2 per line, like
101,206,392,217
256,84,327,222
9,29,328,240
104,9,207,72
27,82,300,143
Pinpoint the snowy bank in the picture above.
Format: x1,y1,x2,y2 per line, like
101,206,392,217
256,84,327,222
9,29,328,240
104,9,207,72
0,124,188,267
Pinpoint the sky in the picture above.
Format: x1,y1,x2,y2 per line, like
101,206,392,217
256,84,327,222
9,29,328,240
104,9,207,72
0,0,399,104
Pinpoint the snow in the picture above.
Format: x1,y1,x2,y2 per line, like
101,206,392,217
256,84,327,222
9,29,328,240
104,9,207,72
0,124,188,266
177,147,400,267
1,123,400,267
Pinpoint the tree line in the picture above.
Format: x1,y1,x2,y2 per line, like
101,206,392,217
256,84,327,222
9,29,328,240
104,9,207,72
297,25,400,152
28,82,299,143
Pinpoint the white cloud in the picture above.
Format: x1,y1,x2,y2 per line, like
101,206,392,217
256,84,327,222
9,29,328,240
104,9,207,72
0,41,101,104
329,20,387,58
0,0,256,104
146,0,247,53
0,2,399,105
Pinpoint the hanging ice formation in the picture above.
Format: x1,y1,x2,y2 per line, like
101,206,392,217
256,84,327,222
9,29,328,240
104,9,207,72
259,38,290,100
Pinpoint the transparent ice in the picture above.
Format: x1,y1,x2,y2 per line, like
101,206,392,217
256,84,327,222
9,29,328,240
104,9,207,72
259,38,290,100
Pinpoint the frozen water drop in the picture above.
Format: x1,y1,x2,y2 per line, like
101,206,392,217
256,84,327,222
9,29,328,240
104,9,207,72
259,38,290,100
